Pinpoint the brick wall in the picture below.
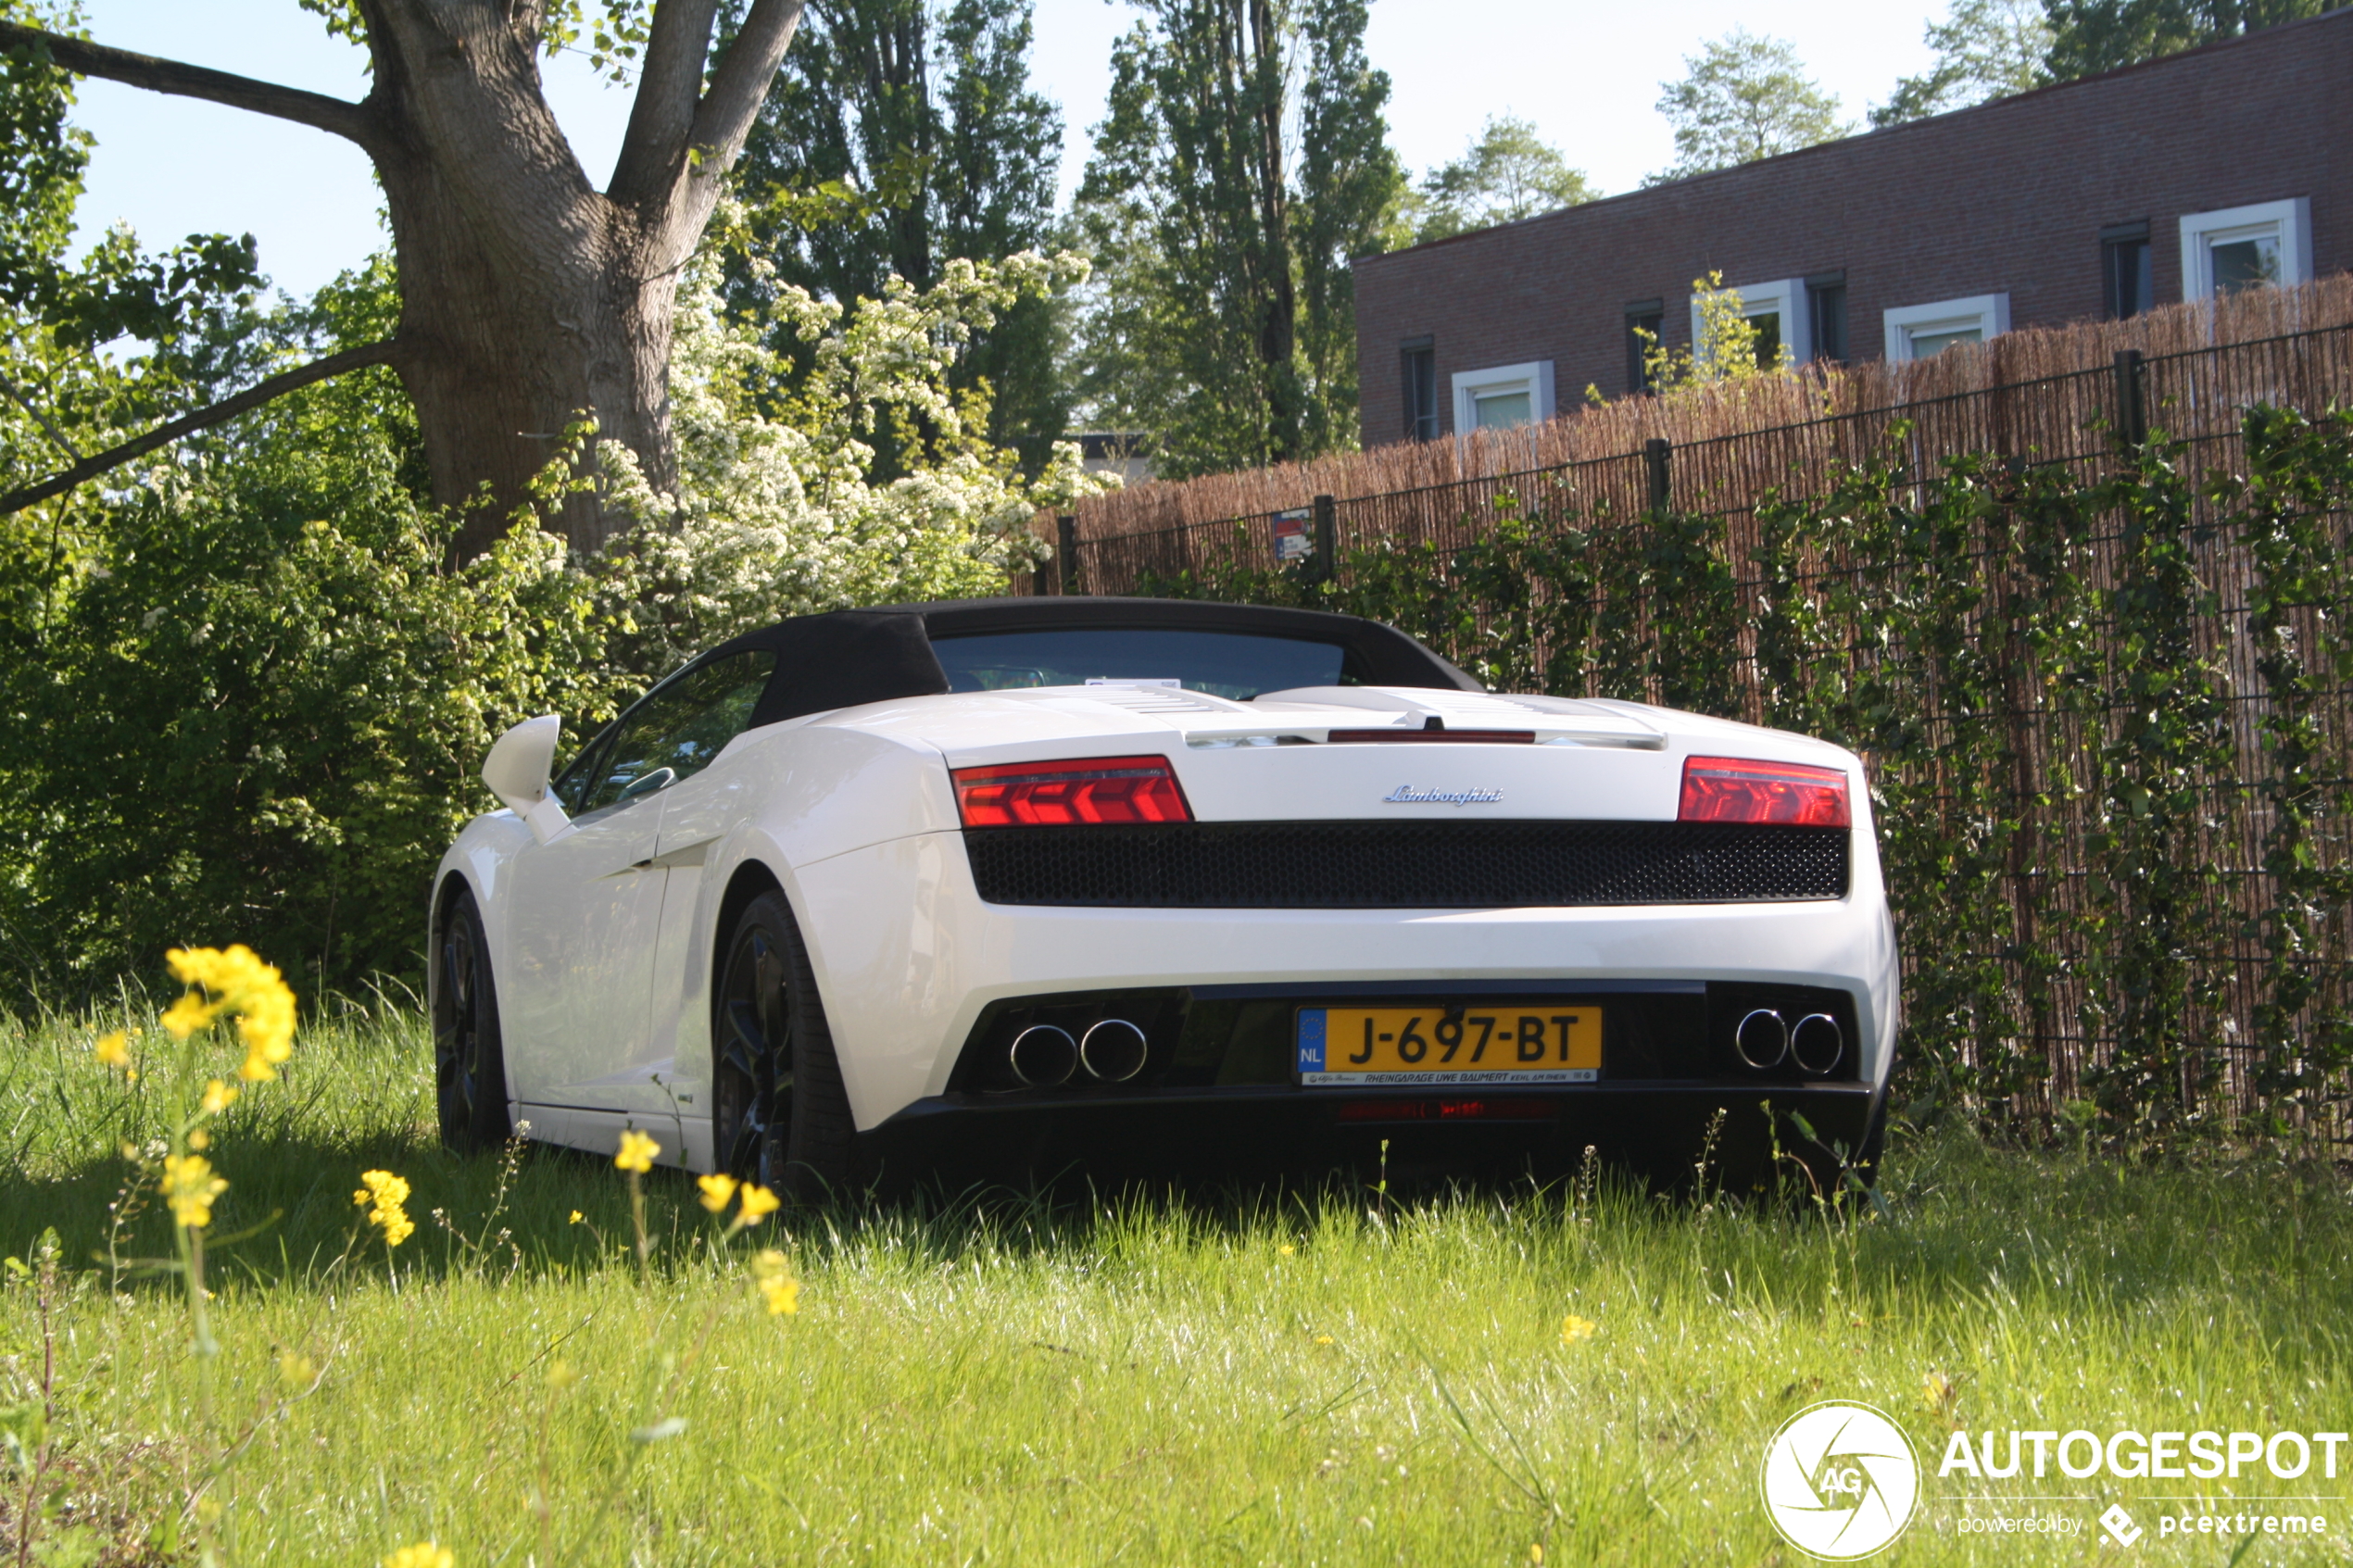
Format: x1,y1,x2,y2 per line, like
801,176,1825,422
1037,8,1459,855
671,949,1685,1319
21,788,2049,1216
1353,10,2353,446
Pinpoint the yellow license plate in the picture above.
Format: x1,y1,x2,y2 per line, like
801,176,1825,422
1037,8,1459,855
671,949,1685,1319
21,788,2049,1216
1296,1004,1602,1085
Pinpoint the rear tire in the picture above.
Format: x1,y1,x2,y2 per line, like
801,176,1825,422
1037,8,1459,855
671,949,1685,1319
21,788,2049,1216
434,888,513,1153
711,890,855,1203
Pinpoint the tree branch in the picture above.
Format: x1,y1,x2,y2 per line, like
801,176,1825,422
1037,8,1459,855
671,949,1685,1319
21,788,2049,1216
608,0,722,213
686,0,806,176
0,21,382,150
0,341,400,517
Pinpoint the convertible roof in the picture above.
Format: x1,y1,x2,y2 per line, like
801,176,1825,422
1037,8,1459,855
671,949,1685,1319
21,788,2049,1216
702,596,1482,730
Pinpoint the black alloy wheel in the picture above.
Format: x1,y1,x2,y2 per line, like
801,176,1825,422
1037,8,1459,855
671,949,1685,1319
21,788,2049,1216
711,890,854,1202
434,888,513,1152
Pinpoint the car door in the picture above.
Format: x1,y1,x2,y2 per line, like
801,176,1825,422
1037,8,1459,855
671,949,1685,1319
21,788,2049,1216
501,651,777,1114
633,664,782,1118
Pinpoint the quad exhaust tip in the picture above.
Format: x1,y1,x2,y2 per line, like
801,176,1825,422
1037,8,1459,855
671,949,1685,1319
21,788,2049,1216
1734,1009,1789,1070
1080,1018,1150,1083
1009,1023,1077,1087
1734,1008,1844,1073
1790,1012,1844,1073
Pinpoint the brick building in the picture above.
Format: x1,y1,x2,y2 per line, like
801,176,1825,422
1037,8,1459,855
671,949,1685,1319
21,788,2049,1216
1353,9,2352,446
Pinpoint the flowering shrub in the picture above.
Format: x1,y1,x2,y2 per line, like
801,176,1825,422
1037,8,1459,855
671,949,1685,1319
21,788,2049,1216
1,228,1114,1006
591,235,1114,671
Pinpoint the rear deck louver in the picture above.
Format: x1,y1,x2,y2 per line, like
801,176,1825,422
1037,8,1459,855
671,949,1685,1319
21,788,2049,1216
962,821,1849,909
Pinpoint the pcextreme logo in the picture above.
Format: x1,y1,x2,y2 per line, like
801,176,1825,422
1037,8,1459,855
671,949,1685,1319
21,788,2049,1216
1760,1401,1922,1560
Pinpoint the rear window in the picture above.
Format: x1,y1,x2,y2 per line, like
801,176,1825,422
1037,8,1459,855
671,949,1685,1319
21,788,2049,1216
930,628,1347,701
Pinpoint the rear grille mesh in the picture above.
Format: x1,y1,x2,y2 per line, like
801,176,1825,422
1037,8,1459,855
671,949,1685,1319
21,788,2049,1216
963,821,1849,909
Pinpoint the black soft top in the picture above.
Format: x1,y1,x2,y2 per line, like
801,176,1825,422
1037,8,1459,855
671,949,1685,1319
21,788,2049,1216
691,596,1481,731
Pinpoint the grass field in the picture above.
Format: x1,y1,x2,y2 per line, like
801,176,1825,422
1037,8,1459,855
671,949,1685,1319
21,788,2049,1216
3,999,2349,1567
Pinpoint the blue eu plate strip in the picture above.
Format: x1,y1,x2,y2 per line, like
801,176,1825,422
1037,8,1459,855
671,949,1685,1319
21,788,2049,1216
1295,1009,1327,1073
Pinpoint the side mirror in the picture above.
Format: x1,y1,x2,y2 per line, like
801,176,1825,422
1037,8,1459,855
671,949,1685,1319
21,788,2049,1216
483,714,570,844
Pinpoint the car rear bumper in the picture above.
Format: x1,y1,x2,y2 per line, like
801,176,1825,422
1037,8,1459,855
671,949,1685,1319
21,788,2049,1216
853,1080,1882,1195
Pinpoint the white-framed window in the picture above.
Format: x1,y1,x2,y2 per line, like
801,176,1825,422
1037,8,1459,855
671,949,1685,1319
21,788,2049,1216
2179,198,2311,301
1882,294,2011,362
1451,360,1554,433
1693,277,1811,370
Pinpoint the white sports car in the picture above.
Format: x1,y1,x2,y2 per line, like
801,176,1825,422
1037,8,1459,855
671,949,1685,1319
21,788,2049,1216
431,597,1897,1197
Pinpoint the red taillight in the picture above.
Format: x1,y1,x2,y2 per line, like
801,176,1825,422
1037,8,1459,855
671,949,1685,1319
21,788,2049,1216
1679,755,1852,828
952,755,1193,827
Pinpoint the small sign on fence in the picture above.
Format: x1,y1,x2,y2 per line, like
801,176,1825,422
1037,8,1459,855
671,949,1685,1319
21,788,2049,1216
1271,508,1314,563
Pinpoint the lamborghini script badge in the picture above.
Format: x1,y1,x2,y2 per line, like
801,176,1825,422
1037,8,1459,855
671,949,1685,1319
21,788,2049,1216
1383,784,1504,806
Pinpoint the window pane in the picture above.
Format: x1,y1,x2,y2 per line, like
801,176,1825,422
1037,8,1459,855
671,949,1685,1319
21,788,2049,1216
932,628,1347,700
1747,310,1782,368
2105,238,2152,319
1472,389,1531,429
2211,233,2281,294
1807,286,1846,361
577,651,778,813
1626,313,1664,394
1403,346,1437,441
1907,327,1982,358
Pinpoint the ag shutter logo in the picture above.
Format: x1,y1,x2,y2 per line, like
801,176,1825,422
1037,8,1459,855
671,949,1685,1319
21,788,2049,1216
1761,1401,1921,1560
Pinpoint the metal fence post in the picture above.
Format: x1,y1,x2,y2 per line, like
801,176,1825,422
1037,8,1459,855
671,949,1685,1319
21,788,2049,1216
1312,494,1336,585
1644,437,1672,515
1056,515,1081,595
2113,350,2147,450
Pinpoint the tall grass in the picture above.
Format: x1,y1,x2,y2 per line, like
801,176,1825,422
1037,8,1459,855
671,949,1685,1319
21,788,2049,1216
4,1000,2349,1564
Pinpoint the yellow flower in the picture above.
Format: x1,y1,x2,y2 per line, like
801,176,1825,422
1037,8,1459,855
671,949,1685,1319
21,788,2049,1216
1313,1334,1335,1347
1559,1314,1597,1346
94,1030,131,1069
187,1129,210,1150
1277,1244,1295,1256
201,1079,238,1115
736,1184,780,1223
696,1173,739,1213
279,1350,318,1389
568,1210,585,1224
354,1169,415,1248
161,945,296,1082
383,1544,454,1568
749,1248,799,1315
161,1153,227,1230
614,1130,660,1173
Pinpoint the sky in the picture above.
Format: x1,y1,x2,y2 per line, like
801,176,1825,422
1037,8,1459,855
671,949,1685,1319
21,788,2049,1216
66,1,1946,301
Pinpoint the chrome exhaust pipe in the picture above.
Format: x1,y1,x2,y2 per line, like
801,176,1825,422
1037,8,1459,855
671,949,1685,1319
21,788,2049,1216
1790,1012,1844,1074
1734,1008,1789,1070
1009,1023,1077,1087
1080,1018,1149,1082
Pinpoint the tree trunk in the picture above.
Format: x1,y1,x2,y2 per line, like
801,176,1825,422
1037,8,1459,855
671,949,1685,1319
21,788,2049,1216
0,0,808,559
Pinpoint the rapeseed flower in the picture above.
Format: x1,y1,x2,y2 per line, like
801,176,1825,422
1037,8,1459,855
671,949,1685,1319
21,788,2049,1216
568,1210,584,1224
383,1544,453,1568
94,1030,131,1069
161,1153,227,1229
749,1248,799,1315
614,1130,659,1173
163,945,296,1082
1560,1314,1597,1346
697,1173,738,1213
737,1184,779,1223
201,1078,238,1115
353,1170,415,1248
